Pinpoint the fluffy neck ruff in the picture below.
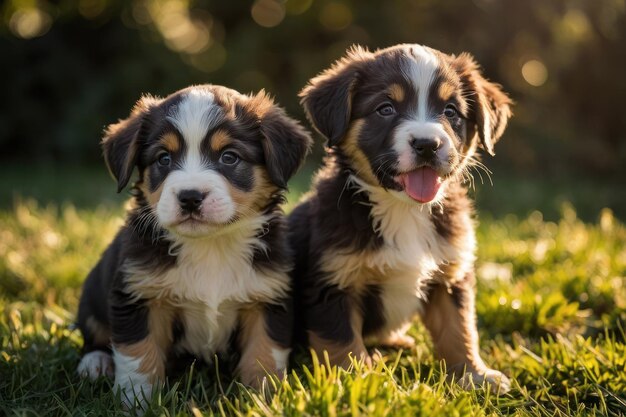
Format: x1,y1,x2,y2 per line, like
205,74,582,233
348,174,442,250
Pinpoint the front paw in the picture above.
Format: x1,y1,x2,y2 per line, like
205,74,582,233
379,333,416,350
457,368,511,393
77,350,114,380
114,376,153,413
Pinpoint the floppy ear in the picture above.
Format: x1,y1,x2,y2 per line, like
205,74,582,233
299,45,371,147
452,53,513,156
249,91,313,189
102,96,159,192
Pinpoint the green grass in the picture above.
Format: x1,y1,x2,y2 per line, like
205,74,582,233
1,184,625,415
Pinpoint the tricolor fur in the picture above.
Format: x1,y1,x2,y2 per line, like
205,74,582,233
291,44,512,391
76,85,312,407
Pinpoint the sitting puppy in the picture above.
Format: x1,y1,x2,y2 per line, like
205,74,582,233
290,44,512,391
76,85,312,405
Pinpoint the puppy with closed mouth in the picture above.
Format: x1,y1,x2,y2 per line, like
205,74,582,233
290,44,512,392
76,85,312,406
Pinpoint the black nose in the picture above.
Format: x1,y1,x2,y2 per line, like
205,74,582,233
410,138,441,159
177,189,205,212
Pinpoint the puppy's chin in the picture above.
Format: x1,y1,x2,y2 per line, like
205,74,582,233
166,219,227,239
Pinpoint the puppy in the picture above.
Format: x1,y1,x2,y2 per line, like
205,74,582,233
76,85,312,406
290,44,512,392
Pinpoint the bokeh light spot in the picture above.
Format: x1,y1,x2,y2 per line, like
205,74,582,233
9,8,52,39
286,0,313,15
562,9,591,41
251,0,286,28
149,0,212,54
131,0,152,25
188,44,227,73
78,0,107,19
319,2,352,31
522,59,548,87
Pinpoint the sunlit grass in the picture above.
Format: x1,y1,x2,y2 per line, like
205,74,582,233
1,200,625,416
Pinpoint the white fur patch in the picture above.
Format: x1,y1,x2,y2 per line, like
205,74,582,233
392,121,454,174
124,216,290,361
271,347,291,372
156,169,237,236
158,90,236,237
166,89,224,169
393,45,455,177
323,176,475,340
77,350,114,380
401,45,439,122
113,348,152,408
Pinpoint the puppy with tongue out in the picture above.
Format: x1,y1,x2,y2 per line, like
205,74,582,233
290,44,513,393
399,167,442,203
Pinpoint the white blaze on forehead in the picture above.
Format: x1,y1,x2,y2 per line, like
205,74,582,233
166,89,225,171
401,45,439,122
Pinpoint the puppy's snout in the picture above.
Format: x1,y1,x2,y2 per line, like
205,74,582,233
177,189,205,212
410,137,441,159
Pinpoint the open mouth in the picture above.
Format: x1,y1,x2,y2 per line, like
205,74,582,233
397,167,443,203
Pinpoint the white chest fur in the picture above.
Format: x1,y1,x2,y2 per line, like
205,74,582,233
324,177,475,333
124,217,289,358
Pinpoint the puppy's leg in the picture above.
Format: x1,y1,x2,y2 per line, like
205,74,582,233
77,273,114,379
110,297,175,409
237,302,292,388
306,288,370,368
113,338,164,407
375,323,416,350
421,274,510,393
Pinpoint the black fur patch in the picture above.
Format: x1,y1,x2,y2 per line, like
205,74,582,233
109,287,150,345
302,283,355,344
361,285,386,337
264,297,293,348
430,181,472,240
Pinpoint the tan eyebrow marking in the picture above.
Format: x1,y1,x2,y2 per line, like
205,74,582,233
159,132,181,153
388,83,405,102
438,82,456,102
210,129,232,152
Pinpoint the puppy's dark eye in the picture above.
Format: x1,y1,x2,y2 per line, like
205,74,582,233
377,103,395,116
157,152,171,167
220,151,239,165
444,104,458,119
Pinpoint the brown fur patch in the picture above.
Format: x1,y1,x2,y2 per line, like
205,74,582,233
143,177,164,208
159,132,181,153
420,281,486,374
116,338,165,383
430,181,475,255
228,167,279,216
115,302,176,383
388,83,405,102
210,129,232,152
308,304,370,368
147,300,176,349
438,82,456,102
237,304,285,386
245,90,276,118
86,316,111,346
319,249,378,291
341,119,379,186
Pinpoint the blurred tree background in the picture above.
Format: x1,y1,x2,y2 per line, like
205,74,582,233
1,0,625,218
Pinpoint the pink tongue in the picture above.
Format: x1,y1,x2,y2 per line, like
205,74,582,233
401,167,442,203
